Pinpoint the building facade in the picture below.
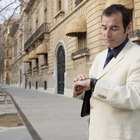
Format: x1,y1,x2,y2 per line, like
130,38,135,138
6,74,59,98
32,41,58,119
2,0,140,97
0,19,19,85
10,0,28,88
0,24,5,84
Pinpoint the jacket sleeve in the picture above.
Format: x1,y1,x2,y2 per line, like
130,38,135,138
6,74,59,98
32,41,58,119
93,57,140,110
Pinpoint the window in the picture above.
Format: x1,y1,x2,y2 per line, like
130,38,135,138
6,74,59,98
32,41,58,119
44,81,47,90
20,69,22,84
54,0,65,19
77,33,86,50
35,81,38,89
36,10,39,29
71,33,89,60
75,0,83,6
29,62,32,70
6,50,9,56
35,59,39,69
58,0,61,11
27,62,32,74
44,0,47,21
44,8,47,21
41,54,48,67
29,19,32,35
44,54,48,65
6,60,10,68
36,19,38,28
29,82,31,89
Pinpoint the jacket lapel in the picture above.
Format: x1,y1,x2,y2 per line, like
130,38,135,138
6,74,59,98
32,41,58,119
96,40,133,79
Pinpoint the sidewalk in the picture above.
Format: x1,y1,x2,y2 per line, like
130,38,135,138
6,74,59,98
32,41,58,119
0,87,33,140
1,85,88,140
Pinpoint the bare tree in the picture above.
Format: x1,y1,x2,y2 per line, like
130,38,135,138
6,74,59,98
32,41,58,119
0,0,20,83
0,0,20,23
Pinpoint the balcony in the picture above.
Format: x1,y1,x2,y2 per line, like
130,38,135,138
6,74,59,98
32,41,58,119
24,23,49,50
129,29,140,42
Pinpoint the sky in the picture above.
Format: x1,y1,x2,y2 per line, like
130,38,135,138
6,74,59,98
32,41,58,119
0,0,20,23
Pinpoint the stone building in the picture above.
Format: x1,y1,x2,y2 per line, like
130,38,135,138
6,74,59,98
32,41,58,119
1,18,19,85
4,0,140,97
0,24,5,84
3,34,12,85
10,0,29,88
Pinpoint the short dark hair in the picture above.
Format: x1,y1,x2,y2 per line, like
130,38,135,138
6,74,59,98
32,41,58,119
101,4,132,31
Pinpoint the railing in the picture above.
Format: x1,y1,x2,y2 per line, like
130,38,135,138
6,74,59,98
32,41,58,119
24,23,49,50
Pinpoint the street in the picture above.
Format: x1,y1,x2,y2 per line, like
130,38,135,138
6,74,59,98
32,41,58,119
0,85,88,140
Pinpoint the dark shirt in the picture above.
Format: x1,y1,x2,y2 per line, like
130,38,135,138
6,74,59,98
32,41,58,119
110,37,129,58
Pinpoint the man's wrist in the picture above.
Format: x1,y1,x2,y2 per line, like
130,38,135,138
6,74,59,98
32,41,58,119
90,78,97,91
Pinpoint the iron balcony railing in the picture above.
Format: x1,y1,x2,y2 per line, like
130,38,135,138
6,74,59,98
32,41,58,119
24,23,49,50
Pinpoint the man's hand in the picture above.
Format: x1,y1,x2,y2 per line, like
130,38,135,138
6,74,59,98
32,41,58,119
73,74,88,82
73,74,91,97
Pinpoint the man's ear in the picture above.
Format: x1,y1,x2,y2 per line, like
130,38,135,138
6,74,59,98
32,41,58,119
127,22,132,33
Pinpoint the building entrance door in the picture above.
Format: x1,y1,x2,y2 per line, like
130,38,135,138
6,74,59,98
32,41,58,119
57,46,65,94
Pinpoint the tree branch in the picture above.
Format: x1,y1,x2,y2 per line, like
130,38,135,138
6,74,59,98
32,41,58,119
5,5,20,31
0,1,16,13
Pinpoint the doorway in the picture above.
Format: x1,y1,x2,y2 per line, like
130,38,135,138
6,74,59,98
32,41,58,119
57,46,65,94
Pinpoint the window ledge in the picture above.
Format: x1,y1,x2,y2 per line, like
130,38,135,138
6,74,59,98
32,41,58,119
33,67,39,72
71,48,90,60
40,63,48,69
26,69,32,74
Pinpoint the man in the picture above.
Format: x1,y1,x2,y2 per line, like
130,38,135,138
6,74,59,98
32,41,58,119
73,4,140,140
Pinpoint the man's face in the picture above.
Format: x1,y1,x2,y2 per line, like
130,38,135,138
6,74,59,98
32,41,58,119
101,12,130,48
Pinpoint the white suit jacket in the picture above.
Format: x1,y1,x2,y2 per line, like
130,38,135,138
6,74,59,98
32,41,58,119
88,40,140,140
